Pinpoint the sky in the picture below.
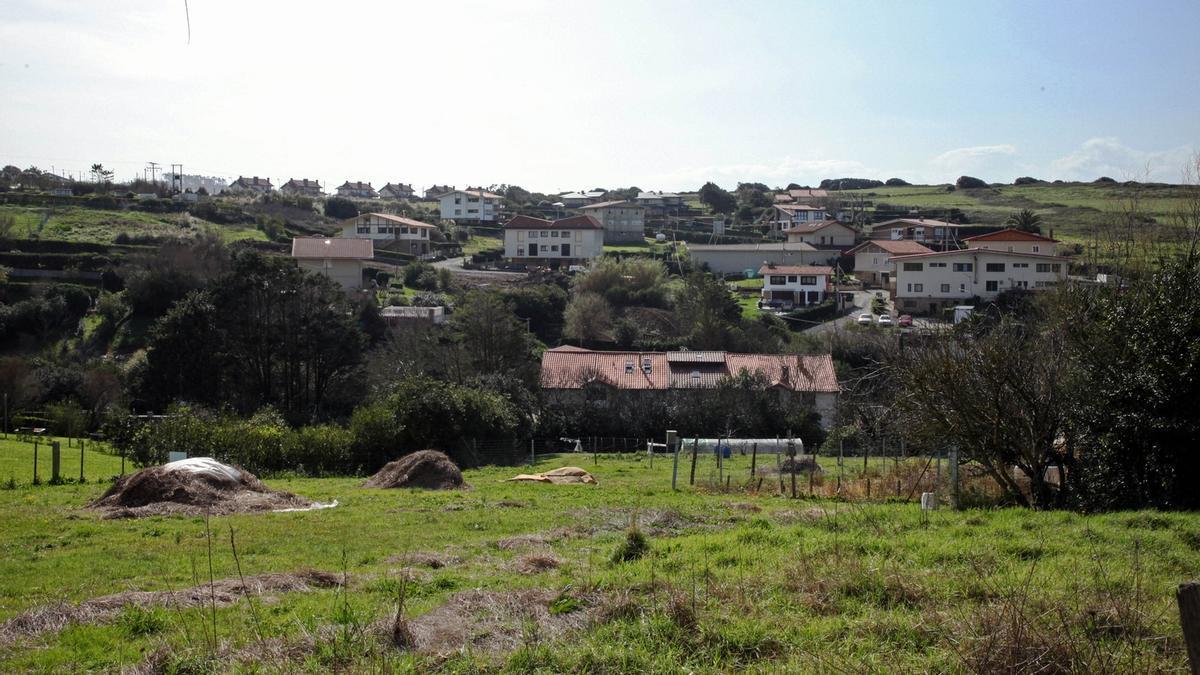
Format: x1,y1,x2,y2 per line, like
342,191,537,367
1,0,1198,193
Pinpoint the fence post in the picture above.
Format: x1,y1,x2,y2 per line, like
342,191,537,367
530,438,535,467
689,438,698,486
33,441,38,484
750,443,757,480
717,437,723,486
51,441,61,483
776,445,783,495
80,441,84,482
788,436,797,499
1177,582,1200,674
950,445,960,510
668,431,679,490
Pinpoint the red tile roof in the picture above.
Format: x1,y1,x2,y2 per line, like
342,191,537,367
962,228,1059,243
283,178,321,189
758,265,834,276
579,200,642,210
291,237,373,259
338,181,375,190
782,219,848,234
353,212,435,228
887,249,1063,262
503,214,602,230
541,349,839,393
845,240,934,255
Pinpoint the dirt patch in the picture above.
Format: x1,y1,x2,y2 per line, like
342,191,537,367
406,588,597,656
364,450,466,490
0,570,341,647
88,460,316,519
492,534,552,550
513,553,563,574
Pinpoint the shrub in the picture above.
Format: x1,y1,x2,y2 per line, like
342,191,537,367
611,526,649,563
1013,176,1041,185
324,197,358,219
884,178,910,186
955,176,988,189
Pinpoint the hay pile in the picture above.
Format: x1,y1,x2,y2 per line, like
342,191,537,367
89,457,314,519
364,450,465,490
506,466,597,485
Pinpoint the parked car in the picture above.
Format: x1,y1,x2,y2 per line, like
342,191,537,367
878,314,893,327
898,314,913,328
857,313,874,325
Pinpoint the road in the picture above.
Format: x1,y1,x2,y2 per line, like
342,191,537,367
433,256,527,281
787,290,881,339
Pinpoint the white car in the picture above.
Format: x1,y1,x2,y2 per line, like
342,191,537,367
857,313,874,326
878,315,893,327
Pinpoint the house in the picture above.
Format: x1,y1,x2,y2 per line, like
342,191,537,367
503,214,605,265
291,237,373,290
281,178,324,197
773,188,828,204
558,191,605,208
540,347,840,428
335,181,378,199
868,218,963,250
889,249,1069,315
635,191,686,217
758,204,831,237
783,220,859,249
758,265,834,307
424,184,453,199
340,212,436,256
49,187,73,197
379,183,416,200
578,200,646,243
845,240,934,287
381,305,445,325
227,176,274,194
962,228,1059,255
439,188,503,223
687,242,836,276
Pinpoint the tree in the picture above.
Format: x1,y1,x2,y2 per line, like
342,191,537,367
1004,208,1044,233
674,272,742,350
449,291,536,380
89,163,113,184
563,292,613,344
698,182,737,215
1013,176,1041,185
885,178,911,186
324,197,358,219
955,175,988,189
892,317,1073,508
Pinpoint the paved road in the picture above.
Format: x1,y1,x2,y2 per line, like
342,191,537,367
433,257,526,280
788,290,880,338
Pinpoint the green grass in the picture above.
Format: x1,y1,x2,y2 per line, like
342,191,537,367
0,436,124,486
460,234,502,256
603,238,672,254
0,454,1193,672
0,205,266,245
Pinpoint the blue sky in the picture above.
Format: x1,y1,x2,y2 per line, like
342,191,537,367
1,0,1196,192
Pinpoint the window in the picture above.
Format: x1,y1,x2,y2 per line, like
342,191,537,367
872,256,879,265
625,360,634,375
1036,263,1050,273
1013,262,1028,268
1032,245,1041,253
454,197,462,204
986,263,1005,272
467,197,479,203
1013,280,1028,288
800,275,816,285
913,283,924,292
468,208,478,214
934,227,944,237
986,280,999,292
540,231,549,237
770,275,786,285
940,283,950,293
1007,246,1014,252
953,262,973,272
929,262,947,268
787,275,797,283
960,283,966,293
454,209,462,216
1052,264,1061,272
550,245,559,252
356,226,369,234
902,262,923,271
551,231,559,237
560,231,569,237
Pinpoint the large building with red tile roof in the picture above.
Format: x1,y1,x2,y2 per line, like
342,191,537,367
962,228,1059,255
540,347,839,427
845,239,935,287
503,214,605,266
868,218,963,250
888,248,1068,315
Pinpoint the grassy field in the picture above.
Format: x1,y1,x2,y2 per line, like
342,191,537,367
0,452,1193,672
603,238,673,254
460,234,502,256
0,205,265,245
839,182,1199,239
0,436,124,486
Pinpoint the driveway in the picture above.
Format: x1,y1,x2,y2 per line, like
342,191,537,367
433,256,526,280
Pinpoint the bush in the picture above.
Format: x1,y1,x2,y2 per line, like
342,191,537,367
955,176,988,189
1013,176,1041,185
884,178,910,186
324,197,358,219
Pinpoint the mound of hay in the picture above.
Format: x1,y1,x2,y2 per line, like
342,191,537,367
506,466,597,485
364,450,465,490
89,457,315,519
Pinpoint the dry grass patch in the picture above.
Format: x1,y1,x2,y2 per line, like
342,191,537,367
513,553,563,574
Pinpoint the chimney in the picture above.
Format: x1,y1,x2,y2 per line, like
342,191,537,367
781,365,790,386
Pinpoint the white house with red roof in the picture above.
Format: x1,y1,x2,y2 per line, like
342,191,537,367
758,264,834,308
291,237,373,290
759,204,832,237
889,248,1068,315
845,239,935,287
962,228,1059,255
783,220,859,249
540,346,840,427
503,214,605,265
868,218,963,250
340,213,436,256
439,188,503,222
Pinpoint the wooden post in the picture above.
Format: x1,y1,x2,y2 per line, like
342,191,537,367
120,447,125,476
593,436,597,465
689,438,698,486
867,478,872,499
1177,582,1200,674
80,441,84,482
667,431,678,491
788,437,797,499
717,438,723,485
950,445,961,510
51,441,61,483
33,441,38,484
776,445,783,494
530,438,535,467
750,443,757,479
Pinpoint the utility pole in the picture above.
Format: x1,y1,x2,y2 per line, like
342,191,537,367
170,163,183,193
147,161,161,186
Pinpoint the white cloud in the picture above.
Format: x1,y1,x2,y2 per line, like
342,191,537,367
1049,137,1196,182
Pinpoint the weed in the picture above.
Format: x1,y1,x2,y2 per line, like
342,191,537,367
612,526,649,564
116,605,167,637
